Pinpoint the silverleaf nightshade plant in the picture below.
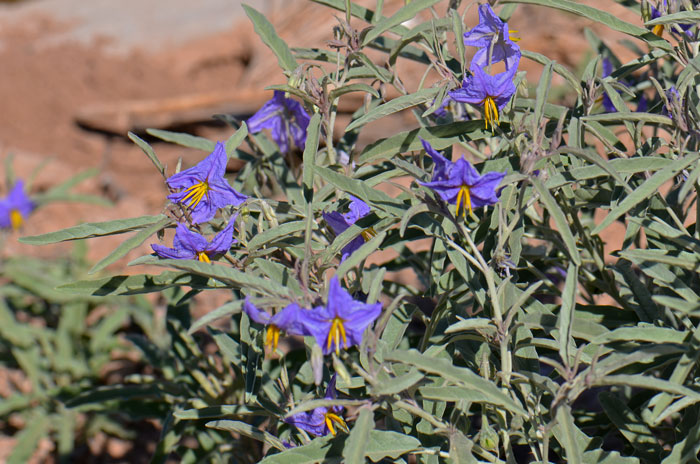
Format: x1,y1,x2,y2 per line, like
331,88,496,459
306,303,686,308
0,180,34,231
420,139,506,218
151,218,236,263
248,90,311,154
166,142,247,224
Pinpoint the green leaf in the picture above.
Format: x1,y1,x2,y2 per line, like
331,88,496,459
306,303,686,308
645,10,700,26
592,152,700,235
360,0,442,46
189,300,243,333
329,83,379,101
315,166,406,216
358,120,493,163
372,369,424,396
336,231,386,279
303,113,322,198
146,128,217,152
599,392,664,461
582,112,673,125
501,0,671,51
7,414,49,464
128,131,165,176
174,404,262,420
243,5,298,74
248,221,307,251
555,405,583,464
151,259,289,296
534,61,553,126
660,418,700,463
531,177,581,265
58,271,227,296
206,419,286,451
225,122,249,157
20,215,168,245
559,263,578,365
343,408,374,464
345,88,439,132
522,50,581,96
386,350,527,417
259,430,420,464
89,216,172,274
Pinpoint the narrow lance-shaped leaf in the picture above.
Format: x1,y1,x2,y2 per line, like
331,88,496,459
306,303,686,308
20,215,169,245
243,4,298,74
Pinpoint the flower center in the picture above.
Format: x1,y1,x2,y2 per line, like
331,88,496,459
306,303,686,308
360,226,377,242
327,316,348,355
456,185,472,218
508,29,521,42
481,96,499,131
182,180,210,209
652,24,664,37
9,209,23,230
265,324,281,351
323,411,347,436
196,251,211,263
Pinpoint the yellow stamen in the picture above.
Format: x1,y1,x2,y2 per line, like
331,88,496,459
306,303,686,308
181,180,210,209
265,324,281,351
9,210,23,230
327,316,348,355
360,226,377,242
324,412,347,436
482,96,499,131
455,185,472,218
196,251,211,263
508,29,521,42
652,24,664,37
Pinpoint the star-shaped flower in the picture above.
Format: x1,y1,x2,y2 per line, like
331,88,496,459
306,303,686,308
166,142,247,224
151,218,236,263
463,4,521,72
448,62,516,131
248,90,311,154
285,375,347,437
299,277,382,355
323,196,376,262
420,140,506,218
0,180,34,230
243,298,306,352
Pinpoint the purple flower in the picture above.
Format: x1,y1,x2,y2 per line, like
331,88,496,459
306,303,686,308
421,138,451,182
420,140,506,218
243,298,306,351
151,218,236,263
601,58,618,113
248,90,311,154
600,58,648,113
323,196,376,262
463,4,521,72
285,375,347,437
664,86,681,120
0,180,34,230
299,277,382,356
449,62,517,131
166,142,247,224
